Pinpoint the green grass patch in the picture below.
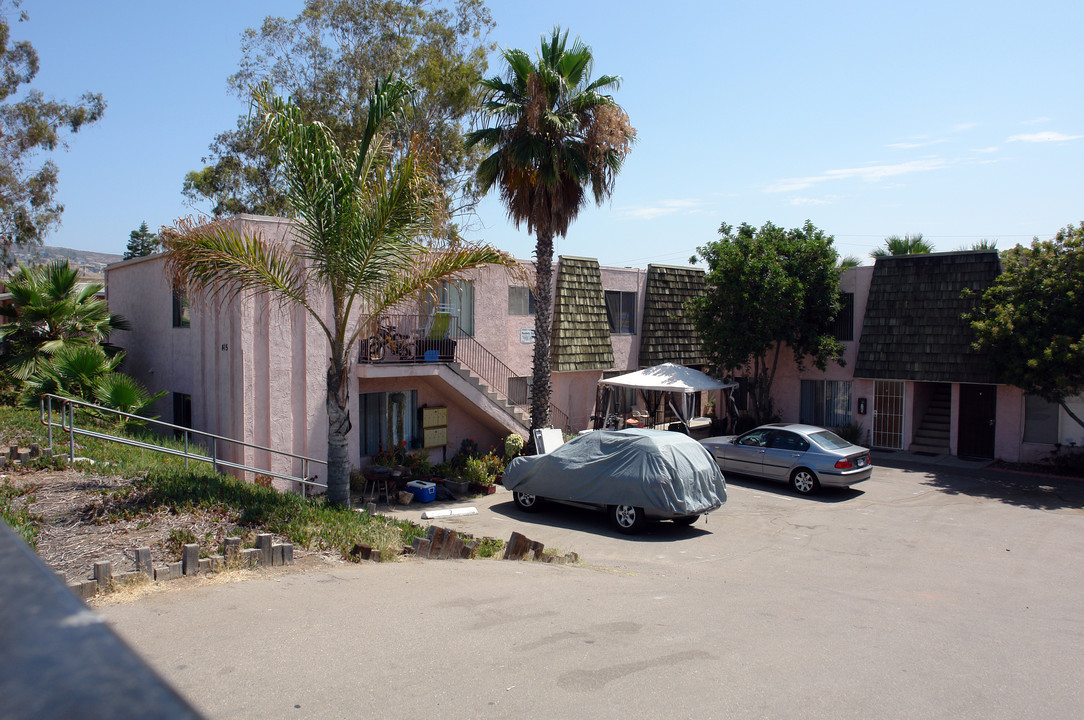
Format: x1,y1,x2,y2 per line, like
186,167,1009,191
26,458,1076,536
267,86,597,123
1,479,41,549
1,403,429,562
120,469,425,561
473,536,505,558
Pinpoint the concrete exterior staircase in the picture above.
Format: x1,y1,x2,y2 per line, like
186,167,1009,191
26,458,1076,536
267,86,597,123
445,361,530,429
910,385,951,454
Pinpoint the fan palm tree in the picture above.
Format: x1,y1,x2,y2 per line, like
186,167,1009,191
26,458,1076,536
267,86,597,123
870,233,933,258
20,343,163,420
0,259,130,382
162,78,519,506
465,28,635,434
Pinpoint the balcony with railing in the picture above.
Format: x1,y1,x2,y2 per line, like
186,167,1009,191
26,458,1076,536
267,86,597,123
357,312,569,432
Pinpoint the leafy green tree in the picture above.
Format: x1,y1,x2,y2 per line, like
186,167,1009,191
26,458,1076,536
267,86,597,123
465,27,635,434
0,259,129,383
689,221,845,423
124,221,159,259
0,0,105,264
20,343,163,419
183,0,495,224
164,79,519,506
965,223,1084,429
870,233,933,258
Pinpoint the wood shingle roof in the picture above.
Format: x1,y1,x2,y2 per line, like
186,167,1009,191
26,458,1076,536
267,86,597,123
854,251,1001,383
639,264,709,368
551,256,615,372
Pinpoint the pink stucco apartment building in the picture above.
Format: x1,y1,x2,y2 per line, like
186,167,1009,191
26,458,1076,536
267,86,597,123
103,215,710,488
104,218,1080,489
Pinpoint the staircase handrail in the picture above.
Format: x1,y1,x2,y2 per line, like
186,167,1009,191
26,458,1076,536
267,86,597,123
38,394,327,493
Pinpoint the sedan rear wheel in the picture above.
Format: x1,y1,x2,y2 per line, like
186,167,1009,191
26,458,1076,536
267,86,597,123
790,468,820,495
610,504,647,534
513,491,542,512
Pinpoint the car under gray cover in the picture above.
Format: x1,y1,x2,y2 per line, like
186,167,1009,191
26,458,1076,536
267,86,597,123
502,429,727,531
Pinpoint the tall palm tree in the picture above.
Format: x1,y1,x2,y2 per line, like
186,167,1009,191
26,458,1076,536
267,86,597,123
0,259,129,382
465,28,635,434
163,78,519,506
870,233,933,258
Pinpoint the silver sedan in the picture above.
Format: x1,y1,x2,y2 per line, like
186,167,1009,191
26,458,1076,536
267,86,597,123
700,423,872,494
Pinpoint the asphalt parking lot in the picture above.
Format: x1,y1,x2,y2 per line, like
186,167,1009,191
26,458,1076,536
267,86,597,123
102,461,1084,719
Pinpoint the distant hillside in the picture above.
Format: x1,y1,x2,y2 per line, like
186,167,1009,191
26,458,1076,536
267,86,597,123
6,244,125,280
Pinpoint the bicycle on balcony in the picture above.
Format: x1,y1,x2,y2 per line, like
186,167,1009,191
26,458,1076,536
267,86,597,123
367,318,415,361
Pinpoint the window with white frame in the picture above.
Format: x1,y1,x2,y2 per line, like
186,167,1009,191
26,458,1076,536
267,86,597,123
1023,394,1059,444
800,380,853,427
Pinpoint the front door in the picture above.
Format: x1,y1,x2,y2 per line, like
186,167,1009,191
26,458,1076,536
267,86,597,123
958,384,996,459
872,380,905,450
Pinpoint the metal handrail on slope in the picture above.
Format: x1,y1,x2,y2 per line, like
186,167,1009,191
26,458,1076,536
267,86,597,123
38,394,327,494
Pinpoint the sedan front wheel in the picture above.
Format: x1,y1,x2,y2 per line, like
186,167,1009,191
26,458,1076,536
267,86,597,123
610,504,647,534
790,468,820,495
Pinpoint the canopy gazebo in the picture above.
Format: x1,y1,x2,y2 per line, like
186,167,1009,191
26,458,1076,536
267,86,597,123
595,363,738,434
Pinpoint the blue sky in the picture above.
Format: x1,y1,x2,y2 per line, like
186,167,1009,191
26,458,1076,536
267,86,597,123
21,0,1084,266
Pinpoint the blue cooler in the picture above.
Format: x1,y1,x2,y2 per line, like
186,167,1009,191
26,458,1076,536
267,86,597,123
406,480,436,503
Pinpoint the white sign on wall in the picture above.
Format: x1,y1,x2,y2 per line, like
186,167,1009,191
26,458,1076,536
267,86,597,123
520,328,535,344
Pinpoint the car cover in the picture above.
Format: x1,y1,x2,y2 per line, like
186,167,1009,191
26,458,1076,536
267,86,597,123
503,429,727,516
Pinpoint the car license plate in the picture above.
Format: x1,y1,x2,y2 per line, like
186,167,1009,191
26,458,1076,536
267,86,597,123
855,456,867,467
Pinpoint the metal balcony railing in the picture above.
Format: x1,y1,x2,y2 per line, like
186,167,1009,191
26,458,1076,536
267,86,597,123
359,313,570,432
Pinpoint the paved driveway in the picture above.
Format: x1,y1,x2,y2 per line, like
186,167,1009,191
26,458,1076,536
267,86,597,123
101,463,1084,719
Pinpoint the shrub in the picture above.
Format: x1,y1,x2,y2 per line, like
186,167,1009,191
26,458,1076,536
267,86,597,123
504,433,524,461
462,456,493,486
831,422,864,445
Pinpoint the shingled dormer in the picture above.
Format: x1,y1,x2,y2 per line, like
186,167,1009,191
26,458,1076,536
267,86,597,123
551,256,615,372
638,264,708,368
853,251,1001,383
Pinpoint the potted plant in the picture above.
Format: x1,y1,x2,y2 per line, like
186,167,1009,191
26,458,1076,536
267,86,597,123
463,456,495,495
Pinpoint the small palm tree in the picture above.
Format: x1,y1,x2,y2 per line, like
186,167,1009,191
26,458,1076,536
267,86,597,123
465,28,635,434
20,344,163,420
870,233,933,258
163,78,519,506
837,255,862,269
0,259,130,382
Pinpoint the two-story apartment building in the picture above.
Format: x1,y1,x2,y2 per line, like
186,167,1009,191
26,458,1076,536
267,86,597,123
104,215,709,489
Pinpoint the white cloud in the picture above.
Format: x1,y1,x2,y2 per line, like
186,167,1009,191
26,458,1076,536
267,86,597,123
1007,131,1082,143
887,138,947,150
790,197,830,206
1022,117,1051,125
953,122,978,132
619,198,706,220
766,158,954,193
972,146,999,154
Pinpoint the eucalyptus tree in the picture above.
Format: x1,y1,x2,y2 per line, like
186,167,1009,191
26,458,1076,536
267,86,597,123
183,0,495,222
466,27,635,433
0,0,105,263
164,78,518,506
